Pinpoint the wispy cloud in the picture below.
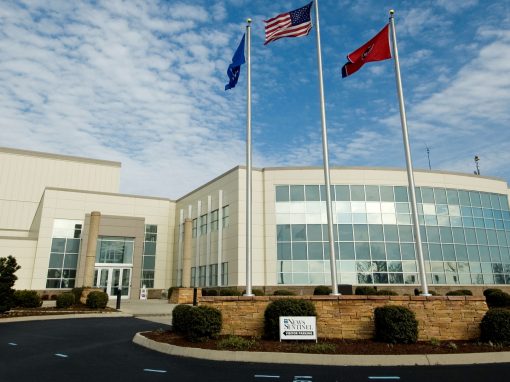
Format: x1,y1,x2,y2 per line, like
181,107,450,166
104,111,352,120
0,0,245,198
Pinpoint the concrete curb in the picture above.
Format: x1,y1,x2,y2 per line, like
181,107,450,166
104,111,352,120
0,312,132,323
133,332,510,366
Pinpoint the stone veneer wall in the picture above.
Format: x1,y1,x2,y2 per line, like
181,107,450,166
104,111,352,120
169,288,202,304
199,295,488,341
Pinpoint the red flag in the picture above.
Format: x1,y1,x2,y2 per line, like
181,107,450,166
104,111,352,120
342,24,391,78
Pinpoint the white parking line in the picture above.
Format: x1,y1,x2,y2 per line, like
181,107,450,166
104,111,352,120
143,369,167,373
294,377,312,379
8,343,17,346
368,377,400,380
254,375,280,379
54,353,68,358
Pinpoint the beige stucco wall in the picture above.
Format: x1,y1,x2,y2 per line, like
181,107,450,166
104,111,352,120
29,188,175,291
0,147,121,233
174,168,240,286
0,237,37,289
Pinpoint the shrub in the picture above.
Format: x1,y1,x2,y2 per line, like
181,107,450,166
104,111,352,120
483,288,502,297
71,287,84,305
56,292,75,308
485,290,510,309
172,304,193,334
167,287,178,299
313,285,332,295
219,288,241,296
202,289,218,296
217,335,256,351
416,289,439,296
376,290,398,296
355,286,378,295
297,342,336,353
242,289,265,296
0,256,21,313
273,290,296,296
86,291,108,309
13,290,42,308
264,299,316,340
446,289,473,296
480,308,510,344
374,305,418,344
186,306,222,342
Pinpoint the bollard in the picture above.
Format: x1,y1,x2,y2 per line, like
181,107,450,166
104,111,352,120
193,287,197,306
116,287,121,310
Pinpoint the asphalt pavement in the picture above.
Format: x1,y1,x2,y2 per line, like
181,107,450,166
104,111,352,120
1,317,510,382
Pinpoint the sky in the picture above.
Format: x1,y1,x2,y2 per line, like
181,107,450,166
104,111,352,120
0,0,509,199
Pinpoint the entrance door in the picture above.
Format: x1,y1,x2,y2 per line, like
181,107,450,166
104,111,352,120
93,267,132,299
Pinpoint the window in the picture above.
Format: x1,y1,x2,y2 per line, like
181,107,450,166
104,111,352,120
200,214,208,235
221,262,228,285
141,225,157,288
222,205,230,228
192,218,197,238
199,266,206,287
211,210,219,231
96,237,134,264
210,264,218,286
46,220,83,289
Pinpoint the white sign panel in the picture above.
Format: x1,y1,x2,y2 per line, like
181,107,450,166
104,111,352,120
279,316,317,341
140,285,147,300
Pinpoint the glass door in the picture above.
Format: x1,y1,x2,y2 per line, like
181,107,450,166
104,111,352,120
94,267,132,299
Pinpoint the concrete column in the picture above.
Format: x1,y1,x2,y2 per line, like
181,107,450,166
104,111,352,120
83,211,101,287
182,218,192,288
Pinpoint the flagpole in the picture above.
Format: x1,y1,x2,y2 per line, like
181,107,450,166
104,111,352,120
314,0,339,295
389,10,430,296
244,18,254,296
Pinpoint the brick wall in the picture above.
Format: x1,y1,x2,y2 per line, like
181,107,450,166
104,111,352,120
199,295,488,341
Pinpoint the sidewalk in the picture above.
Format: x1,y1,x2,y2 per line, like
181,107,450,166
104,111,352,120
107,298,175,325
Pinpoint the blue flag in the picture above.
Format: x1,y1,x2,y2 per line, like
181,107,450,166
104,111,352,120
225,34,245,91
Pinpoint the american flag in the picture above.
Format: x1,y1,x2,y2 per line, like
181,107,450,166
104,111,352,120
264,2,313,45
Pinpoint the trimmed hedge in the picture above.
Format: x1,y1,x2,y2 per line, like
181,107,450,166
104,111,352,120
485,290,510,309
242,289,265,296
376,290,398,296
480,308,510,344
264,299,316,340
273,290,296,296
56,292,75,308
219,288,241,296
483,288,502,297
201,289,218,296
313,285,332,295
13,290,42,308
172,304,193,334
355,286,378,295
172,304,222,342
86,291,108,309
71,287,84,305
374,305,418,344
186,306,222,342
446,289,473,296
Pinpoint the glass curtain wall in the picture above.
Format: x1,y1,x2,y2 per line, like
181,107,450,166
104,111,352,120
46,220,83,288
275,185,510,286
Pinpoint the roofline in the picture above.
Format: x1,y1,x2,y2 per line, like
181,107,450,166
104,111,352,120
259,165,508,183
176,166,242,202
0,146,121,168
45,187,174,202
177,165,508,201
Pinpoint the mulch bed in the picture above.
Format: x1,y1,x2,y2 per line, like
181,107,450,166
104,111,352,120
142,330,510,355
0,306,117,318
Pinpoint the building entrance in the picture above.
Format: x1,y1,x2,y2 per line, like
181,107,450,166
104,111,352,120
93,267,132,299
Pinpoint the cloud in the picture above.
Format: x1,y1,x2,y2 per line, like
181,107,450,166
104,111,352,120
0,0,245,199
381,27,510,176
